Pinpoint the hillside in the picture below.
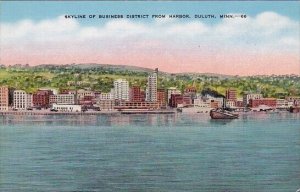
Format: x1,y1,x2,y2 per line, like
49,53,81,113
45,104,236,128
0,64,299,98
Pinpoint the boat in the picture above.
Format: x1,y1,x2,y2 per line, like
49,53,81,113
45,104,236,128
210,108,239,119
289,106,300,113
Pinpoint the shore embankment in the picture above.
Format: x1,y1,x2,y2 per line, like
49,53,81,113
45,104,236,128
0,109,176,116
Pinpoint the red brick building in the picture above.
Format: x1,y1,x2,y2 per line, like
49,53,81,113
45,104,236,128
249,98,277,108
140,91,145,102
184,86,197,103
0,86,9,111
235,100,244,108
183,96,192,106
169,94,182,108
79,95,96,107
184,86,197,94
60,89,75,94
130,86,144,102
32,90,53,108
169,94,192,108
157,89,166,108
226,88,237,101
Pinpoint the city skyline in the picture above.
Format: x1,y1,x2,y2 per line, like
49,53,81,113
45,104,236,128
1,1,299,75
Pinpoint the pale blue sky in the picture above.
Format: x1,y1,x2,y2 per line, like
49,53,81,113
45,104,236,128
1,1,299,25
1,1,299,75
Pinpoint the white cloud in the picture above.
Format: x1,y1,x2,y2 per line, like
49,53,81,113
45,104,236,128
0,12,299,55
255,12,298,31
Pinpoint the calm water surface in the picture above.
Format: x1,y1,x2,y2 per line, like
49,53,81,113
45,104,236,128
0,112,300,192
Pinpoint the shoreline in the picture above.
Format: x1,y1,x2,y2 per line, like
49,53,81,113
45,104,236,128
0,110,176,116
0,110,295,116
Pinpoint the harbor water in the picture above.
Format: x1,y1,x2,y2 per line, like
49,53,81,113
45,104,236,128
0,112,299,191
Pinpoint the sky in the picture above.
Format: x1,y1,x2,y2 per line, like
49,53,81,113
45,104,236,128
0,1,299,75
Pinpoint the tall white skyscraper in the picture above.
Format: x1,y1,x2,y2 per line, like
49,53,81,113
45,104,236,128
113,79,129,101
146,70,158,102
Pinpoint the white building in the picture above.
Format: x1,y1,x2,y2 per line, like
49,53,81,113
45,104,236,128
211,98,224,108
285,96,300,106
146,72,157,102
13,90,32,110
188,98,212,113
204,95,224,107
99,91,114,100
96,100,115,110
49,94,75,105
114,79,129,101
243,93,262,107
52,104,81,112
226,100,236,108
77,89,95,100
276,99,293,108
193,98,211,108
167,87,181,101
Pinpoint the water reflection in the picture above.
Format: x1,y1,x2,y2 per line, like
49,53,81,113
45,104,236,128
209,119,235,125
0,112,299,127
0,114,180,127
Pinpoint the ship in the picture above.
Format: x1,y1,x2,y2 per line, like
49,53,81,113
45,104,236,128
210,108,239,119
289,106,300,113
209,97,239,119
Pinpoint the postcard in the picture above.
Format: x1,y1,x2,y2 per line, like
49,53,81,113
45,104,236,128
0,1,299,191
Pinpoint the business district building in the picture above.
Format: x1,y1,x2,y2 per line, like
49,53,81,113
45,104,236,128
13,90,33,110
0,86,11,111
0,69,299,112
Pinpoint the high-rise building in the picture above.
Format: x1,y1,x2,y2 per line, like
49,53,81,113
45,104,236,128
13,90,32,110
114,79,129,101
0,86,9,111
226,88,237,101
146,71,157,102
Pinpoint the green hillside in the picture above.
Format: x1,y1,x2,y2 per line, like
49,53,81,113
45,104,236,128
0,64,299,98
